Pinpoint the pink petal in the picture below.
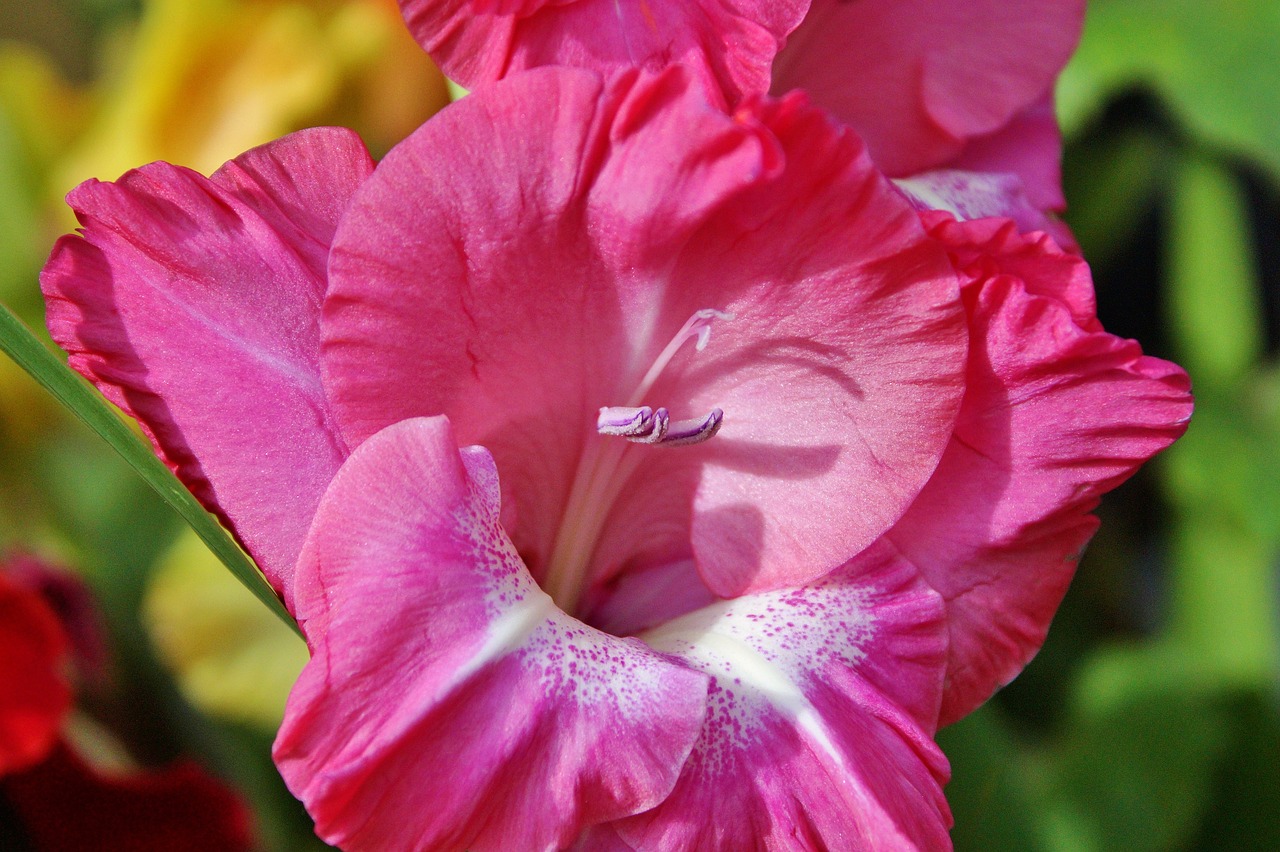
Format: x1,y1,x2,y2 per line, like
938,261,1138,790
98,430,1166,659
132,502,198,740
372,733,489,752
925,212,1096,324
40,128,373,607
890,216,1193,725
773,0,1085,180
594,542,951,849
274,416,708,851
323,67,967,606
948,93,1067,213
397,0,808,103
580,558,717,637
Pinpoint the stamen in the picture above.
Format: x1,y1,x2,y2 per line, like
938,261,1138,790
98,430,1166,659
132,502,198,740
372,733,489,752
596,405,722,447
543,309,732,613
658,408,723,446
595,308,734,450
596,406,656,437
597,406,668,443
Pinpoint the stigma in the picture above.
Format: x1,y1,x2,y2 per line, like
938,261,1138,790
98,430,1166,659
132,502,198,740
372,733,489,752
595,308,732,448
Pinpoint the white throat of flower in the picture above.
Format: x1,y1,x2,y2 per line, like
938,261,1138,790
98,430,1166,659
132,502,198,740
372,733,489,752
541,309,733,614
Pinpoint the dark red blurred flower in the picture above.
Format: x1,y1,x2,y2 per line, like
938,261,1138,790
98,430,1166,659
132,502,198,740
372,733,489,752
0,570,71,776
2,742,253,852
0,556,254,852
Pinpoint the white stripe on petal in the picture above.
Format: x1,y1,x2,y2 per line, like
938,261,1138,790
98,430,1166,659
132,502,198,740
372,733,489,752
642,579,879,768
645,625,845,769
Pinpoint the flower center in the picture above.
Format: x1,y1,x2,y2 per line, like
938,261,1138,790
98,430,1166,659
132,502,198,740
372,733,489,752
541,309,732,615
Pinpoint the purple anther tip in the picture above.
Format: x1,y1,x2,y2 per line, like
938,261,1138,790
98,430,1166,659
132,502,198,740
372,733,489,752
656,408,723,446
599,404,721,445
597,406,654,437
630,408,671,444
598,405,722,447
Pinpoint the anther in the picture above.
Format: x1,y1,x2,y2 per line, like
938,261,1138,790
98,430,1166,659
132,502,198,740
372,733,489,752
597,406,660,438
628,408,671,444
596,307,732,450
596,406,722,447
657,408,723,446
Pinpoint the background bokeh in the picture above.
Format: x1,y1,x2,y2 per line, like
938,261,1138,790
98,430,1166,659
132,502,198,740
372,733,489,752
1,1,1277,849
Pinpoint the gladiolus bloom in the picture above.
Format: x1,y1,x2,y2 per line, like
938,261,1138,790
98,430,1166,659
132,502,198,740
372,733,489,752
273,65,976,848
773,0,1086,212
395,0,1084,223
42,62,1190,849
396,0,809,104
40,13,1192,828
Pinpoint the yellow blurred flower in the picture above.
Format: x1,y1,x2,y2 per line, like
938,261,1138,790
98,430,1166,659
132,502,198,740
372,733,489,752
0,45,91,176
144,529,307,729
1,0,449,536
0,46,90,448
55,0,449,203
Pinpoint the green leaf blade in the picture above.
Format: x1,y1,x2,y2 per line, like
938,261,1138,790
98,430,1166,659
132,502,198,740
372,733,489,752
0,301,299,636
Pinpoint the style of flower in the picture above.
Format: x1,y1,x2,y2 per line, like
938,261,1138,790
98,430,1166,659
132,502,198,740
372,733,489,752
395,0,1085,234
42,63,1190,849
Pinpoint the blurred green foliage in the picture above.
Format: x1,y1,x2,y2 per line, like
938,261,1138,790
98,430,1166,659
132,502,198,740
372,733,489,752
945,2,1280,850
1,1,1277,850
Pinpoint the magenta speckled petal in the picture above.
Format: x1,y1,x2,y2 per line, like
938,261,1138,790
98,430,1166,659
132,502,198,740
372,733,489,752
892,216,1193,725
322,67,967,602
274,417,708,851
593,542,951,849
397,0,807,103
41,128,372,607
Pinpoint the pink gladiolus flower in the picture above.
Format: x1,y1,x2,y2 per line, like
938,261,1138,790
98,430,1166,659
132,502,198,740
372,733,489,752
41,63,1190,849
396,0,1084,228
396,0,810,105
273,65,977,849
